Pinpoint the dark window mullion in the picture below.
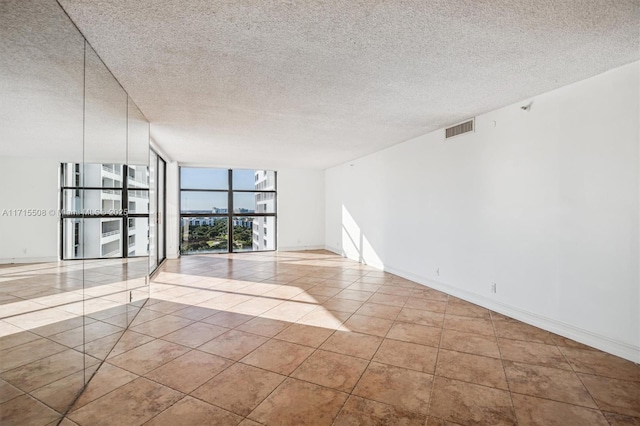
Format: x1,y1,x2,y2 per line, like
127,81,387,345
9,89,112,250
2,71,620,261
122,164,129,258
228,169,233,253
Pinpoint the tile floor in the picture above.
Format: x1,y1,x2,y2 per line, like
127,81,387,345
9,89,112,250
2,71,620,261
1,250,639,425
0,258,148,423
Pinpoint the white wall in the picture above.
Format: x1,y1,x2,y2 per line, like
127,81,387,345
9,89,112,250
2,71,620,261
0,157,60,262
278,169,325,251
325,61,640,362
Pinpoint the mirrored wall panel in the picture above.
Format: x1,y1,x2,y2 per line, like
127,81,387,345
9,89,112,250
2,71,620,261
0,0,150,418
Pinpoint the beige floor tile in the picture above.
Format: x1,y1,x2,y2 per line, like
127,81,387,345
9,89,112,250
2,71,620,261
72,363,138,410
445,298,491,319
334,395,426,426
248,378,348,426
241,339,314,375
602,412,640,426
192,363,285,416
579,373,640,417
68,378,182,426
342,314,393,337
106,330,155,358
412,288,449,302
228,297,284,316
171,305,219,321
145,350,232,393
373,339,438,373
307,286,343,297
7,252,635,425
238,418,263,426
440,328,501,358
0,394,60,426
353,362,433,415
335,289,374,302
235,317,291,337
368,293,408,307
346,282,382,292
0,378,23,404
429,376,516,425
297,307,351,329
443,314,494,336
146,395,242,425
201,311,254,328
355,302,402,320
403,298,447,313
561,347,640,382
260,300,318,322
107,339,190,375
0,330,40,351
396,308,444,328
198,329,267,360
49,321,123,348
128,308,167,326
274,323,334,347
1,349,90,392
30,369,90,413
0,338,68,373
320,330,382,360
499,339,571,370
160,321,228,348
52,417,80,426
291,349,368,392
77,332,123,359
436,349,508,389
376,286,413,297
504,361,597,407
386,322,442,347
129,314,193,338
512,393,609,426
493,320,556,345
320,298,363,314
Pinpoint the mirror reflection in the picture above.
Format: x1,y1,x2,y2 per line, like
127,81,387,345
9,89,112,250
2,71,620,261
0,0,150,417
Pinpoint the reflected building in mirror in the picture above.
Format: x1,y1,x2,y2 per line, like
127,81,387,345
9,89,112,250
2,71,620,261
252,170,275,251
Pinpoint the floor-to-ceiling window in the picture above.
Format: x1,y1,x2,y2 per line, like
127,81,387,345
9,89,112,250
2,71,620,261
180,167,277,254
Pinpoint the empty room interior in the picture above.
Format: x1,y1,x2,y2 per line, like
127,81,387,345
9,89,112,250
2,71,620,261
1,1,639,425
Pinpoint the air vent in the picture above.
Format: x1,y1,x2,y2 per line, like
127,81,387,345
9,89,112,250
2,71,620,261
445,119,474,139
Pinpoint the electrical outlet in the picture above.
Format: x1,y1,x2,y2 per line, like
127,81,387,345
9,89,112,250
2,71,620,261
491,283,497,293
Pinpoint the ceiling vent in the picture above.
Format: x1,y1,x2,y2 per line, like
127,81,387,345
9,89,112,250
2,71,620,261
445,119,474,139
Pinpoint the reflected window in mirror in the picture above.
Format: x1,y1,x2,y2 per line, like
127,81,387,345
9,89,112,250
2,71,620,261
60,162,150,260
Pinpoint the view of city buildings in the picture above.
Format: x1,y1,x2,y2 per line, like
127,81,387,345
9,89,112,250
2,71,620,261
180,168,276,254
61,163,150,259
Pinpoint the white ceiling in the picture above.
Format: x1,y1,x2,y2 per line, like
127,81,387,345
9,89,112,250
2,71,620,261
58,0,639,169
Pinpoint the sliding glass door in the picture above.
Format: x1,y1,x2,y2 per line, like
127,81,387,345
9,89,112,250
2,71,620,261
149,149,166,273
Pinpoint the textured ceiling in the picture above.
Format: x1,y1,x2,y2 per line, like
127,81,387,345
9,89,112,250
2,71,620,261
58,0,639,169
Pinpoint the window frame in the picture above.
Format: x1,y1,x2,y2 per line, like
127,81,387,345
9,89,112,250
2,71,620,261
60,163,150,260
179,167,277,254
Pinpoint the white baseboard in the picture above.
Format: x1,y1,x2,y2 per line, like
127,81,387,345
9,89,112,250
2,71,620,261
325,247,640,363
0,256,59,264
324,245,342,255
384,265,640,363
278,245,326,252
